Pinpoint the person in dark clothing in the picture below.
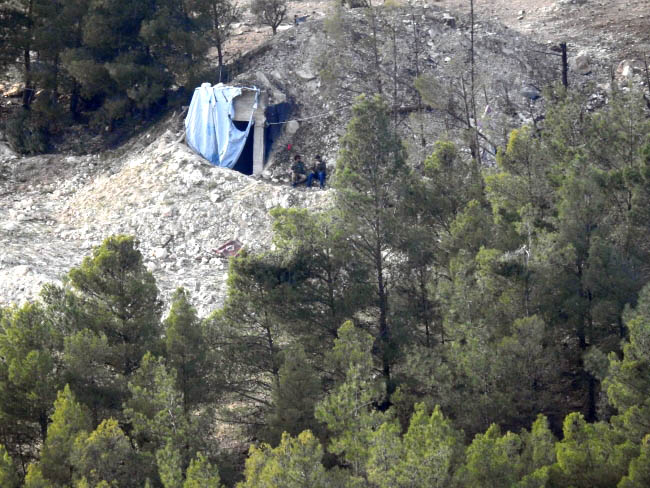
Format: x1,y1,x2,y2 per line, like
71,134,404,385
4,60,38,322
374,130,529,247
307,155,327,189
291,154,307,187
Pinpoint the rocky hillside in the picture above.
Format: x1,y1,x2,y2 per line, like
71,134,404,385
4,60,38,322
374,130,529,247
1,1,648,314
0,121,332,315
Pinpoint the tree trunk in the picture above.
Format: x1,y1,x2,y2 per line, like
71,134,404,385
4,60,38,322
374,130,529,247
39,410,48,443
70,80,80,119
22,0,35,108
22,48,33,108
216,41,224,69
375,244,391,395
368,3,383,95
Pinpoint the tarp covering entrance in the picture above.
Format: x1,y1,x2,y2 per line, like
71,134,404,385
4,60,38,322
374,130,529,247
184,83,259,168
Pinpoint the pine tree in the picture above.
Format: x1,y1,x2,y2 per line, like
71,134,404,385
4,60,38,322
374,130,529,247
266,345,322,444
0,302,62,467
250,0,286,35
334,94,410,393
398,404,463,487
62,329,122,426
205,251,288,430
23,464,49,488
124,352,208,479
315,321,388,479
46,235,162,421
164,288,210,411
184,453,223,488
71,418,143,487
0,444,19,488
554,412,636,488
139,0,208,86
0,0,40,107
269,208,371,358
516,415,557,487
604,283,650,443
365,420,402,488
39,385,93,487
454,424,522,487
195,0,240,69
156,440,184,488
619,436,650,488
238,431,330,488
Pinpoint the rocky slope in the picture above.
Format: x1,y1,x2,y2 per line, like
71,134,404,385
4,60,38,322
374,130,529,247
0,120,332,315
1,1,648,315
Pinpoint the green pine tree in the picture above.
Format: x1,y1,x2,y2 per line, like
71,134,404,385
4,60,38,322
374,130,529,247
269,207,371,358
238,431,330,488
619,436,650,488
45,235,162,422
71,418,143,487
164,288,211,411
605,283,650,443
554,412,636,488
124,352,208,480
334,94,410,393
315,321,388,479
0,302,62,468
0,444,19,488
454,424,522,487
266,345,322,444
39,385,93,487
184,453,223,488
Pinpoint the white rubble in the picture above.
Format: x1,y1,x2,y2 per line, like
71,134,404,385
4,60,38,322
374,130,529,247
0,125,333,316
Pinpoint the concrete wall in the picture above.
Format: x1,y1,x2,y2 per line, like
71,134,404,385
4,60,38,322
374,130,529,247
233,89,268,175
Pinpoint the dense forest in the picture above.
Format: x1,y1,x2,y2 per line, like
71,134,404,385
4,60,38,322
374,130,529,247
1,85,650,487
0,0,240,152
2,0,650,486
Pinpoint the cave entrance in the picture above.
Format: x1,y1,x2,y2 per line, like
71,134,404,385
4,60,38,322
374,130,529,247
232,120,255,176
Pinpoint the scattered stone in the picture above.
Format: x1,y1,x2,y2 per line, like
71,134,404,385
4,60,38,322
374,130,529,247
286,120,300,135
521,84,541,101
441,13,456,28
0,128,333,314
13,265,31,276
2,221,18,232
615,60,634,81
153,247,169,260
295,68,317,81
3,83,24,98
574,51,592,74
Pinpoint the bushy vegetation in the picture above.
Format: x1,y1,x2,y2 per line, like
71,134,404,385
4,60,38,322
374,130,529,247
1,88,650,487
0,0,239,152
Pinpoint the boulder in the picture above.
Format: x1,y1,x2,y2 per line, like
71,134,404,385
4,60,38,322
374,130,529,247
3,83,24,98
615,60,634,81
441,13,456,28
286,119,300,135
296,68,317,81
521,85,541,101
574,51,591,75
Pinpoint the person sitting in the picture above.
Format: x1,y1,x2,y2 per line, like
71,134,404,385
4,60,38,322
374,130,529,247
291,154,307,187
307,155,327,189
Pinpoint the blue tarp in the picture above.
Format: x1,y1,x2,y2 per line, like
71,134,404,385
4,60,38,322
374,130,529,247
184,83,259,168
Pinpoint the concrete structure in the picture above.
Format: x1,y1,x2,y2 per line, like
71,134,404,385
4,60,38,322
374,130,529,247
232,89,268,175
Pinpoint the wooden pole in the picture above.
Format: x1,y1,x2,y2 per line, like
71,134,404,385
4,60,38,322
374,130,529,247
561,42,568,88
